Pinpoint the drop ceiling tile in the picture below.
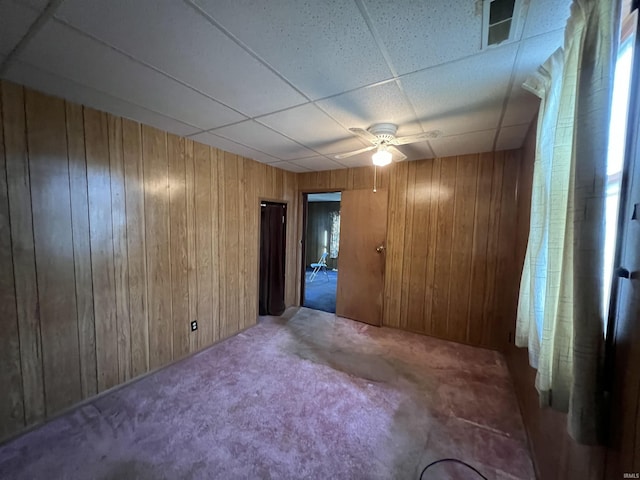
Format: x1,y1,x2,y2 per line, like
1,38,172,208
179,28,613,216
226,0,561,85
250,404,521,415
0,0,40,56
268,161,311,173
317,137,374,158
334,151,377,168
361,0,482,75
315,81,422,136
496,124,530,151
290,156,345,171
188,131,281,164
212,120,316,161
502,91,539,130
397,142,435,161
194,0,393,100
54,0,306,117
401,43,519,136
502,29,563,127
430,130,496,158
13,0,49,10
16,21,245,130
257,103,368,155
522,0,571,38
5,60,200,137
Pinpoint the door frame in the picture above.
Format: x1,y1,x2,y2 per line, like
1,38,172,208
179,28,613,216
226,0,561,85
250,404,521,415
298,190,342,308
257,198,289,318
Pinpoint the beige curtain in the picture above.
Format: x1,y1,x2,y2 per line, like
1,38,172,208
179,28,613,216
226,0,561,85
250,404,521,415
516,0,619,444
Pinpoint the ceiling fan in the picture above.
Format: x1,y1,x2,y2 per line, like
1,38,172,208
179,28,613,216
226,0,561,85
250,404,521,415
334,123,441,166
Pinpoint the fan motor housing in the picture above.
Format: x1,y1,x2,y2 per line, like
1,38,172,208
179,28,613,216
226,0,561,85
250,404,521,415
368,123,398,143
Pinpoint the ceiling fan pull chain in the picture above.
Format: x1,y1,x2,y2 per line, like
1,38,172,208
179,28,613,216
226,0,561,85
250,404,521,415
373,164,377,193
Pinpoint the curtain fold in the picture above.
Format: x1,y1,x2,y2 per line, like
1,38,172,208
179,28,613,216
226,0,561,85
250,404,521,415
516,0,619,444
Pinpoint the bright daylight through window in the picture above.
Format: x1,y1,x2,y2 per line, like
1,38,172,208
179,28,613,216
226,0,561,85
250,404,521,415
603,29,635,327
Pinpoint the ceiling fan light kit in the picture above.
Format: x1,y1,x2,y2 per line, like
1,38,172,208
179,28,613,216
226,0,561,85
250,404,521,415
334,123,441,167
372,145,392,166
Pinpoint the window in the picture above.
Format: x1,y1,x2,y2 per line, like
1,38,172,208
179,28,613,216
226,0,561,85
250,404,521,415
329,211,340,259
602,18,636,326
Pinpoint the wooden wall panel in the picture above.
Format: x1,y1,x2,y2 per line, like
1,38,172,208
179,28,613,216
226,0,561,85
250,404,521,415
0,80,298,442
399,162,417,331
237,158,246,330
478,153,503,346
494,151,520,347
467,153,494,345
431,157,457,339
285,171,300,307
84,108,119,392
108,115,132,383
423,158,441,334
2,82,45,425
194,142,213,349
0,82,25,439
209,149,221,343
143,125,172,368
406,160,432,333
330,168,348,190
123,119,149,377
184,139,198,354
168,134,189,360
297,153,521,349
66,102,97,399
384,161,408,329
25,90,82,414
243,157,258,329
221,152,240,338
447,155,478,343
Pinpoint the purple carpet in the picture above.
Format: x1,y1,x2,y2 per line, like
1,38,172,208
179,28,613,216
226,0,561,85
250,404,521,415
0,308,534,479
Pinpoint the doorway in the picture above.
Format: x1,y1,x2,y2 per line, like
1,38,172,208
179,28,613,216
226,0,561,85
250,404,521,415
302,192,341,313
259,201,287,316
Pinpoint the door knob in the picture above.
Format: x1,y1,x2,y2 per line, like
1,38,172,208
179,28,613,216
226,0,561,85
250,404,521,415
376,245,385,253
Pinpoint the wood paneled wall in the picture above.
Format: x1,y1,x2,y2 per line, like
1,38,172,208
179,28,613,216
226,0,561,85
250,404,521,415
0,81,298,441
298,151,521,349
305,201,340,270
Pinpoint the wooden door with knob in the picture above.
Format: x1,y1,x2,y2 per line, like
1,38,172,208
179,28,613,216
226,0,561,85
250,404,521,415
336,188,388,326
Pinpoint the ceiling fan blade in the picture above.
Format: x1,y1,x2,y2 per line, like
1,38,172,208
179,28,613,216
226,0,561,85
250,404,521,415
388,145,407,162
392,130,441,145
334,145,377,160
348,127,379,144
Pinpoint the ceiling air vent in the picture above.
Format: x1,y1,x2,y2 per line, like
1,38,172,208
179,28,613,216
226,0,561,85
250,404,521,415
481,0,524,48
